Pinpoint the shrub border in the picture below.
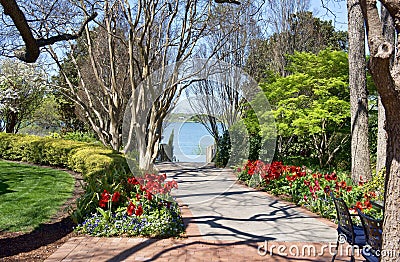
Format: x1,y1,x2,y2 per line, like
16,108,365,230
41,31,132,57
0,133,130,179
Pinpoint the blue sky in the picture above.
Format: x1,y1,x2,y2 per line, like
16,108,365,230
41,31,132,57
310,0,348,31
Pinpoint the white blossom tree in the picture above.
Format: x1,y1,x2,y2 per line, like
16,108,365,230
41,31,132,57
0,59,47,133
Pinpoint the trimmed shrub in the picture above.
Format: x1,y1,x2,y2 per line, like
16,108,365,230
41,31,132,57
0,133,130,178
0,133,132,221
0,133,184,237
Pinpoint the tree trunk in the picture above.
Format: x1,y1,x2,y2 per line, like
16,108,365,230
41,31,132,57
376,96,387,174
376,4,394,175
382,103,400,258
354,0,400,258
138,147,153,172
5,111,18,133
347,0,371,184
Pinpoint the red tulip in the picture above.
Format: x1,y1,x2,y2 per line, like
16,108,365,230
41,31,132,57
127,202,135,216
111,191,120,203
135,205,143,216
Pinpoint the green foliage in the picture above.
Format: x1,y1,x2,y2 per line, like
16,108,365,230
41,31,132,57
0,133,128,177
248,133,261,161
246,11,348,81
215,130,231,167
60,131,99,143
362,169,385,202
0,160,74,232
19,95,63,135
52,52,88,133
259,49,351,167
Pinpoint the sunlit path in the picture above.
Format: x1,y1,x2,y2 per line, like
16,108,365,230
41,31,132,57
156,162,338,242
46,163,360,262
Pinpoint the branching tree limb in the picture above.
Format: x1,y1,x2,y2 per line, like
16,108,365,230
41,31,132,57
0,0,96,63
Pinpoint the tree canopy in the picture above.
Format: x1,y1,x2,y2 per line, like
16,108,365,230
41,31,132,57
260,49,350,167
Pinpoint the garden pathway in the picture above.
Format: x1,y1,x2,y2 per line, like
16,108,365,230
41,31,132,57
159,162,337,242
45,162,363,261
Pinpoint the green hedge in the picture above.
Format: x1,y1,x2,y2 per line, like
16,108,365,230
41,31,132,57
0,133,134,222
0,133,130,179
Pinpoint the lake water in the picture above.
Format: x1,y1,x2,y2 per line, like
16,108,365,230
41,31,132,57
160,122,215,162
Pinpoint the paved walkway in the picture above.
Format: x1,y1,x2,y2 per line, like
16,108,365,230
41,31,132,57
46,163,363,261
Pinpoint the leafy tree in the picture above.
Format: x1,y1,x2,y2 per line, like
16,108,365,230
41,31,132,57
259,49,350,168
33,95,61,130
19,95,63,135
246,11,348,81
0,59,47,133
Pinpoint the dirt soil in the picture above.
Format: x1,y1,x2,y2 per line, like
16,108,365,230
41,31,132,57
0,164,84,262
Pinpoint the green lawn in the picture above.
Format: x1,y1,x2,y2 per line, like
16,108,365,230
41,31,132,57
0,160,74,232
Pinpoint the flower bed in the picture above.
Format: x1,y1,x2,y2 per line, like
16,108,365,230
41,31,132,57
75,173,184,237
236,160,382,219
0,133,184,237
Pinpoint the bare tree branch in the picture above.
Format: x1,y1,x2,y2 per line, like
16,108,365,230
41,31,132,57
0,0,97,63
215,0,241,5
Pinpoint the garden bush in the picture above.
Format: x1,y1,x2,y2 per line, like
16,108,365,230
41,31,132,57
0,133,131,219
0,133,129,177
49,131,99,143
215,130,231,167
0,133,184,236
236,160,383,220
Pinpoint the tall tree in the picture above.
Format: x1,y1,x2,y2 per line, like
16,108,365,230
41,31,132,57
260,49,350,168
348,0,371,184
376,4,394,175
359,0,400,257
246,11,348,81
263,0,310,76
121,0,219,170
51,17,130,151
48,0,231,170
185,0,261,150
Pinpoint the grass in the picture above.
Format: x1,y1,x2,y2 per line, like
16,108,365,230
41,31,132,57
0,160,74,232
